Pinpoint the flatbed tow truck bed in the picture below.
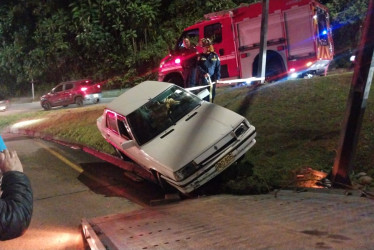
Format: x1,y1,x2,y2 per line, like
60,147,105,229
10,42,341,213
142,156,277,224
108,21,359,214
81,190,374,249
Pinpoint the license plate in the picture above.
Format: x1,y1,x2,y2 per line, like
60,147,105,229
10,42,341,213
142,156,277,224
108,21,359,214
215,153,235,172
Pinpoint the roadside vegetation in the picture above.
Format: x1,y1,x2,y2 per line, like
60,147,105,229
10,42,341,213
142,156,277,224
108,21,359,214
0,0,369,97
1,72,373,194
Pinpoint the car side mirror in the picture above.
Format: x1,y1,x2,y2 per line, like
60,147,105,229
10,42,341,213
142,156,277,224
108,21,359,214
121,140,136,150
197,89,210,99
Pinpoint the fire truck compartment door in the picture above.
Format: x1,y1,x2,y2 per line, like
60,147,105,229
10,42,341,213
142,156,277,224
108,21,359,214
284,5,314,57
237,13,282,78
237,13,282,48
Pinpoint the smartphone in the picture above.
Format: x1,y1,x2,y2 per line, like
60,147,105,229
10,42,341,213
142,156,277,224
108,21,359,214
0,135,6,152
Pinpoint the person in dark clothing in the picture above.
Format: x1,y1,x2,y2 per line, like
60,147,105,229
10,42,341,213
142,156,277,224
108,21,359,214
0,146,33,241
181,38,198,88
197,38,221,102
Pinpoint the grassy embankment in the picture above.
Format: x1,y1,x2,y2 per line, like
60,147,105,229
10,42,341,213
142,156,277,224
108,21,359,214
1,72,373,194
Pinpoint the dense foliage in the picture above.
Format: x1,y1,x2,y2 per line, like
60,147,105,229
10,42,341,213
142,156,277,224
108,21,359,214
0,0,369,97
326,0,370,68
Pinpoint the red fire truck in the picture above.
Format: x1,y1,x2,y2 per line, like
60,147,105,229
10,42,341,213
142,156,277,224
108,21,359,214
158,0,334,87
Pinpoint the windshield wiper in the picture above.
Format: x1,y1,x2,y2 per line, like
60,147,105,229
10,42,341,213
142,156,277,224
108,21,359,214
160,129,174,139
185,111,198,121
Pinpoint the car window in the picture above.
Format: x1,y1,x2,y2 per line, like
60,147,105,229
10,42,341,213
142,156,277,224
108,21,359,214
117,116,131,139
204,23,222,44
53,85,63,93
65,83,74,91
175,29,199,52
106,111,118,134
127,86,201,145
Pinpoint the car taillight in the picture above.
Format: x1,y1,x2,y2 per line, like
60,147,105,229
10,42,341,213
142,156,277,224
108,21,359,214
81,87,88,91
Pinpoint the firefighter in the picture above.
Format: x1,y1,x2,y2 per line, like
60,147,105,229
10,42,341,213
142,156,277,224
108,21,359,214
197,38,221,102
181,38,198,88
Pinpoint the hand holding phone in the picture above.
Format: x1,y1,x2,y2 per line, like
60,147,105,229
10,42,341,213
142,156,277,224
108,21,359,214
0,136,24,174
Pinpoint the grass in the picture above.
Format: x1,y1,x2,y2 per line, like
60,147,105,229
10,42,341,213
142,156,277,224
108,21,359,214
1,72,373,194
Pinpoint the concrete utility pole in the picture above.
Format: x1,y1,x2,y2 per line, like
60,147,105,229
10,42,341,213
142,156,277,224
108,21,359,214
257,0,269,84
31,79,35,101
330,0,374,187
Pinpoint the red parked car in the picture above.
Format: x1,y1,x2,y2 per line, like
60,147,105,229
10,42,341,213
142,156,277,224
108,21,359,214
40,79,102,110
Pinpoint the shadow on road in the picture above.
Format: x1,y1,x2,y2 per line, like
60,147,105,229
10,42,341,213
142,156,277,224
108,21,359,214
77,161,166,207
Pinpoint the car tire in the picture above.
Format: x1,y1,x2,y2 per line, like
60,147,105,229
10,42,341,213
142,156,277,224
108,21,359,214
75,96,83,107
42,101,51,110
153,170,178,194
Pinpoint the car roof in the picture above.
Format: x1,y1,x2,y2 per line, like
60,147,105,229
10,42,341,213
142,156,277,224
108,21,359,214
57,79,92,86
107,81,173,116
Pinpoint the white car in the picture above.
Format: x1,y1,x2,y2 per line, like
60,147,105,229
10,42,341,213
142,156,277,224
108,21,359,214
97,81,256,194
0,98,10,112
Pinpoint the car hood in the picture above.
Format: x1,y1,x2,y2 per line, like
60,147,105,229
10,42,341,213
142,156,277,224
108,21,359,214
141,102,244,171
41,93,51,99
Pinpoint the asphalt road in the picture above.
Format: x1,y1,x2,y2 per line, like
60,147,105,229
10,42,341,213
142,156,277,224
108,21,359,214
0,133,165,250
0,97,115,116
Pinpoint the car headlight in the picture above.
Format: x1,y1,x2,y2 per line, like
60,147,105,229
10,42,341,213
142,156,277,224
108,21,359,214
174,162,198,181
233,122,249,138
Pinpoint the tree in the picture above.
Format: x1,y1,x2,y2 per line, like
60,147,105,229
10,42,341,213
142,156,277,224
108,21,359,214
325,0,369,67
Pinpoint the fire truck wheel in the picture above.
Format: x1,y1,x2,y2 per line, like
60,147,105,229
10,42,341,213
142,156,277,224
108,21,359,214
266,60,285,82
253,51,286,82
165,74,184,88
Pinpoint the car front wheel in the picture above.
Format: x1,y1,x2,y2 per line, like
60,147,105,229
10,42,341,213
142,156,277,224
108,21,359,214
42,101,51,110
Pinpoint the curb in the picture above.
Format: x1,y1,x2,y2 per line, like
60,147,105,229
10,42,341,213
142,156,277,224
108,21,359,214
3,126,155,183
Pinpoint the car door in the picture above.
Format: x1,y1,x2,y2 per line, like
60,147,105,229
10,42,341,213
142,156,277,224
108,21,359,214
105,111,152,170
62,83,75,105
49,84,64,106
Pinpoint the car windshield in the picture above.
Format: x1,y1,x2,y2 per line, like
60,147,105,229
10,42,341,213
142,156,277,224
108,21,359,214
127,86,201,146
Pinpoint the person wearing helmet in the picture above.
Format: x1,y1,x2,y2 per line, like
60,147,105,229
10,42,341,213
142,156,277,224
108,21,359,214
197,38,221,102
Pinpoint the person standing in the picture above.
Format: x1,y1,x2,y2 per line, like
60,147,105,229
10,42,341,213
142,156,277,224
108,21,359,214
197,38,221,102
0,135,33,241
180,38,198,88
